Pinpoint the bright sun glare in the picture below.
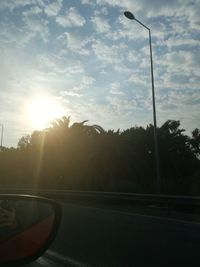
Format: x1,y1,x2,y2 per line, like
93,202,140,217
28,97,64,130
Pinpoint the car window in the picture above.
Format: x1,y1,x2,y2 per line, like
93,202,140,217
0,1,200,266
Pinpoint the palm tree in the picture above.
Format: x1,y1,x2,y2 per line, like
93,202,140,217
190,128,200,157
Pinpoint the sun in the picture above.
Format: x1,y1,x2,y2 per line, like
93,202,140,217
28,97,64,130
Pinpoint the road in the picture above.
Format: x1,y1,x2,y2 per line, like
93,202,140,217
29,201,200,266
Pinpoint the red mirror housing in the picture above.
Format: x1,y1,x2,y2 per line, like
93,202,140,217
0,195,61,266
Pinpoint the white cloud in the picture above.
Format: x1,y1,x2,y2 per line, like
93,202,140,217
82,75,95,86
105,14,148,42
92,40,127,65
35,54,84,78
60,91,81,97
157,88,200,115
58,32,91,55
44,0,62,17
23,5,42,15
106,95,138,115
56,7,86,27
60,75,95,97
0,5,47,45
0,21,35,46
94,6,109,16
0,0,36,11
155,50,200,87
96,0,128,8
127,51,140,63
91,15,111,33
96,0,199,23
157,36,200,50
22,6,49,42
81,0,94,5
113,65,132,74
72,75,95,92
110,82,124,95
96,0,200,45
128,72,149,86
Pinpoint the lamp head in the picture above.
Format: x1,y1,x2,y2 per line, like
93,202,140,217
124,11,135,20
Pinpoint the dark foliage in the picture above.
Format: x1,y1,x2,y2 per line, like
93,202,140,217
0,117,199,195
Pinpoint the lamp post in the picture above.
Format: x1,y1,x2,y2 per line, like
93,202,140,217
0,124,4,150
124,11,161,193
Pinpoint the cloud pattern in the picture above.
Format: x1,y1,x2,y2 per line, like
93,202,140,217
0,0,199,146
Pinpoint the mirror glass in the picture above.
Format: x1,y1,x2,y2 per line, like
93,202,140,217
0,196,58,264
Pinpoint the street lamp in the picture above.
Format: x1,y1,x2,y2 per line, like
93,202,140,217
0,124,4,150
124,11,161,193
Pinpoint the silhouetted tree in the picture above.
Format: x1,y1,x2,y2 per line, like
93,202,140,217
0,117,199,195
190,128,200,157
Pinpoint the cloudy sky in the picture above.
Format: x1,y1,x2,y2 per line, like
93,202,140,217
0,0,200,147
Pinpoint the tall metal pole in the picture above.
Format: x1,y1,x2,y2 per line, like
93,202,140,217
148,29,161,194
0,124,4,150
124,12,161,193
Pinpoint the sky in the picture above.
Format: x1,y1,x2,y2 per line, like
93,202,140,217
0,0,200,147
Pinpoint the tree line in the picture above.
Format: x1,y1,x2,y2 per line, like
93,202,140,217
0,116,200,195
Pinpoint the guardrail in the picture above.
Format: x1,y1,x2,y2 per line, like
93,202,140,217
1,187,200,216
1,187,200,203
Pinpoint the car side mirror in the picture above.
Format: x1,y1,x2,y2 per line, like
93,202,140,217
0,194,61,266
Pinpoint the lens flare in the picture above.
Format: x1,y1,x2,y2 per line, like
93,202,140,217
28,97,64,130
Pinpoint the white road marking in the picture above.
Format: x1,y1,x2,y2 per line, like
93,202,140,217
43,250,89,267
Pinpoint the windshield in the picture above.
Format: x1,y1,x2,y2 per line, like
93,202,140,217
0,1,200,266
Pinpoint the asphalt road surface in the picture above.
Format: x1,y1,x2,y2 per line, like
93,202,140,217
31,202,200,267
